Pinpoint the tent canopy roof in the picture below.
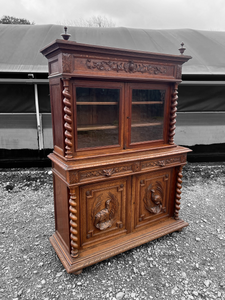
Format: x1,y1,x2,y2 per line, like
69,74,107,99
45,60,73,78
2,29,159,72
1,24,225,75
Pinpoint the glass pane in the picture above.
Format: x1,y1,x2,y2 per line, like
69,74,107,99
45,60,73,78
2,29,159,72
131,89,165,143
76,87,119,149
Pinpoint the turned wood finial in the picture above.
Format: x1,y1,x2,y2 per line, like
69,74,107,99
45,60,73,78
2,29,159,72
179,42,186,55
61,26,71,40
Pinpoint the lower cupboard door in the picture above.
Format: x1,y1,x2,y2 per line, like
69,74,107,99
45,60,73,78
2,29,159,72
80,177,131,248
134,168,174,230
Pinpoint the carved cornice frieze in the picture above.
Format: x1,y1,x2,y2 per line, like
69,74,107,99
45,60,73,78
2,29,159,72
86,59,167,75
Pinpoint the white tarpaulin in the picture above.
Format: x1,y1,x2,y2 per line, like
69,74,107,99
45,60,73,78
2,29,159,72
1,24,225,74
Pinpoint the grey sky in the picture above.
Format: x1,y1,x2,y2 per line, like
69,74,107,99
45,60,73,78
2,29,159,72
0,0,224,31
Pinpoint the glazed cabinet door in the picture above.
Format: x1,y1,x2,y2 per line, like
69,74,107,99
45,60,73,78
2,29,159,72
72,80,124,154
80,177,131,249
125,82,171,149
133,168,174,230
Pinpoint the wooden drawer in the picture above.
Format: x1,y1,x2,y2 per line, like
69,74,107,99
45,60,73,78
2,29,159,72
80,177,131,248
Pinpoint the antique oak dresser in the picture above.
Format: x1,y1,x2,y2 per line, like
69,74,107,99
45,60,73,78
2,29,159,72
41,28,191,274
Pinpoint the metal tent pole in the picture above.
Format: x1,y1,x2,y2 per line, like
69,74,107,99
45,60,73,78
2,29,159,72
34,83,44,150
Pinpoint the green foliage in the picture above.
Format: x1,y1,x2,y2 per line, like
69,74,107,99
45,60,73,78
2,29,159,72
0,15,35,25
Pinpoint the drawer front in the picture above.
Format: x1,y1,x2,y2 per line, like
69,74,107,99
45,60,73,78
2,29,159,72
134,168,173,229
80,177,131,248
68,154,186,185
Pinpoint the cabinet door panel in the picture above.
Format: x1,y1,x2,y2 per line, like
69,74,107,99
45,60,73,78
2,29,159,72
72,80,124,154
125,83,170,149
134,169,172,229
80,177,130,248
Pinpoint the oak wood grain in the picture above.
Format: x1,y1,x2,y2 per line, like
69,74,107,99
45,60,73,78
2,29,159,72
42,37,191,273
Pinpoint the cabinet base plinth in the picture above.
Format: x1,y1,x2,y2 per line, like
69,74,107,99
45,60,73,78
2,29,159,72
72,269,83,275
50,218,188,274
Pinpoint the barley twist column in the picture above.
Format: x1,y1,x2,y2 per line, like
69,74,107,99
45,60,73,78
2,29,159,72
69,188,78,257
174,166,183,220
169,83,178,145
62,78,73,158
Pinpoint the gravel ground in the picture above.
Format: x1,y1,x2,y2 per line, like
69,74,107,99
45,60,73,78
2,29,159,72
0,162,225,300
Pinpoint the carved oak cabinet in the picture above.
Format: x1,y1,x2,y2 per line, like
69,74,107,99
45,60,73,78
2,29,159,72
41,34,191,274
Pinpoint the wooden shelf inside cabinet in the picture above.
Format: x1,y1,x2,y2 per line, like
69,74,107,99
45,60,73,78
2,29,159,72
41,35,192,275
76,102,118,105
131,122,163,127
132,101,163,105
77,124,118,131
